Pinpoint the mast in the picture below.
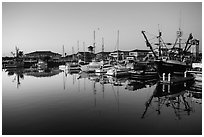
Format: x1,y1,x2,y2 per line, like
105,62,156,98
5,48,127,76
83,42,85,62
178,10,183,60
102,37,104,61
102,37,104,53
15,46,19,58
72,46,74,61
77,41,79,62
93,30,96,54
62,45,64,57
158,24,162,57
117,30,119,63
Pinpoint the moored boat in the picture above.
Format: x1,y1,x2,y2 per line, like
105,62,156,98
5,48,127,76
37,59,47,70
141,28,196,77
95,64,112,73
187,62,202,82
80,61,102,73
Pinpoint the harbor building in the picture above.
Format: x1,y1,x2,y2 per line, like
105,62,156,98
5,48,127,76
24,51,62,60
129,49,152,61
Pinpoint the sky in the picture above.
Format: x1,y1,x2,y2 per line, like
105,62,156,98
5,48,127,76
2,2,202,56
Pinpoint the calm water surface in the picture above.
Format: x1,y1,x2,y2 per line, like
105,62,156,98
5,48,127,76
2,68,202,135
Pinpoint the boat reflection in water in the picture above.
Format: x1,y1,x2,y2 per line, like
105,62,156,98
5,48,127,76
125,79,158,91
5,68,62,88
141,80,199,120
5,68,24,88
2,67,202,135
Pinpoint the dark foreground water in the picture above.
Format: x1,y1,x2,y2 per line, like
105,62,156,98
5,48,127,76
2,68,202,135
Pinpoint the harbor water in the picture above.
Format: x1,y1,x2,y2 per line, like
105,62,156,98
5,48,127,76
2,68,202,135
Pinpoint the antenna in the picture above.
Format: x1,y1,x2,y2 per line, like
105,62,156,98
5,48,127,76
102,37,104,52
178,9,182,58
179,9,182,31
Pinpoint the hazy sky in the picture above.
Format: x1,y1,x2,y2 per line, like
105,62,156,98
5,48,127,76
2,2,202,56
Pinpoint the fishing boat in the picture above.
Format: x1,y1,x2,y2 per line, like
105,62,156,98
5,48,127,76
5,47,24,68
141,27,196,77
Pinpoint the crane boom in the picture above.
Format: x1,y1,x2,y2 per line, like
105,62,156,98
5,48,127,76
141,31,158,59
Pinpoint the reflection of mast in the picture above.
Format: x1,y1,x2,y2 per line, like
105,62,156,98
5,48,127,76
117,85,119,112
93,81,96,107
102,83,104,99
111,82,120,112
78,77,80,92
11,70,23,89
142,83,162,118
141,83,192,119
17,73,20,88
63,71,65,90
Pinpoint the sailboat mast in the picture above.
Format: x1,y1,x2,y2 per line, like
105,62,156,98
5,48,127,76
117,30,119,63
62,45,64,57
102,37,104,53
15,46,19,58
93,30,96,54
83,42,85,62
72,46,74,61
77,40,79,61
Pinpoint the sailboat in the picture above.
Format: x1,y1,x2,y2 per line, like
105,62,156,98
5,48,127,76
67,46,81,73
141,27,194,77
80,30,102,73
106,30,130,77
95,37,112,73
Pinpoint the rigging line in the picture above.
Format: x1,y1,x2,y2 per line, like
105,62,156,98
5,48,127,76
160,38,168,48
